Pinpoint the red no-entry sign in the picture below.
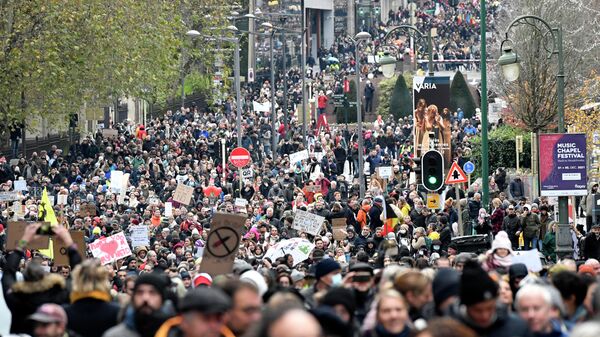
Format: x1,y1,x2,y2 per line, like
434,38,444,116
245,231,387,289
229,147,251,168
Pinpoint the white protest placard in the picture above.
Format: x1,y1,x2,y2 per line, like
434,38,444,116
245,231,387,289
130,225,149,248
252,101,271,112
289,150,309,167
512,249,543,272
110,170,124,192
48,195,55,206
378,166,393,179
292,210,326,236
164,202,173,217
57,194,68,205
0,191,20,202
234,198,248,207
13,180,27,192
88,232,132,265
173,184,194,206
241,168,253,179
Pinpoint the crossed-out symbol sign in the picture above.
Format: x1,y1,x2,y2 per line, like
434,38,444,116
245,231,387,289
206,227,239,258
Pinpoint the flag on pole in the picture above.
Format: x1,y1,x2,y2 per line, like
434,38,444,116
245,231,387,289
38,188,58,259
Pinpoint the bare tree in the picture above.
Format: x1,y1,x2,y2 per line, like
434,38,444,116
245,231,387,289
491,0,600,132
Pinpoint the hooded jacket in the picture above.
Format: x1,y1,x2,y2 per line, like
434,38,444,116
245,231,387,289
451,303,532,337
581,182,599,215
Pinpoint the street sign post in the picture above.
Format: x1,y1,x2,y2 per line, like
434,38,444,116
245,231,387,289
463,161,475,187
445,162,468,236
229,147,251,168
426,193,440,209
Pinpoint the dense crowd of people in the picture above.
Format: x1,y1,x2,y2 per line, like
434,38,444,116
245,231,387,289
2,2,600,337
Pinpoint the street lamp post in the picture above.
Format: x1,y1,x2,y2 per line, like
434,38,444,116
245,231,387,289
480,0,489,209
378,25,434,78
349,31,372,199
498,15,570,255
268,27,277,159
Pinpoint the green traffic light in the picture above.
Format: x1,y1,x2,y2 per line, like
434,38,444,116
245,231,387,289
428,176,438,185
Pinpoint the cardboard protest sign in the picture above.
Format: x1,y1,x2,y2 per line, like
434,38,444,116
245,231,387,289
292,210,325,236
78,204,97,217
332,218,347,241
102,129,118,138
173,184,194,206
130,225,149,247
88,232,132,265
110,170,124,192
199,213,245,277
378,166,393,179
6,221,50,250
52,231,86,266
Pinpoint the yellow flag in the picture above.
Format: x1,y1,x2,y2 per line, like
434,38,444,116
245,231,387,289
39,187,58,226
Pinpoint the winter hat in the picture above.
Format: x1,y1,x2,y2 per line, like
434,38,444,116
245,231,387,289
320,287,356,318
193,273,213,287
315,259,341,280
509,263,528,281
135,272,170,300
290,270,305,283
491,232,513,254
240,270,268,296
460,260,498,306
433,268,460,306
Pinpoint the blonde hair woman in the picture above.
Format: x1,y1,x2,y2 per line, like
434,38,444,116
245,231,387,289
363,289,411,337
64,259,120,337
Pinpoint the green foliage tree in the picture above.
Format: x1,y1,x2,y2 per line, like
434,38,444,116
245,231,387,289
376,72,413,119
449,71,477,118
0,0,227,127
470,125,532,178
389,75,412,119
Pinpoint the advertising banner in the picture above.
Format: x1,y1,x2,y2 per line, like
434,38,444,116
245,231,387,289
539,133,587,196
413,76,452,167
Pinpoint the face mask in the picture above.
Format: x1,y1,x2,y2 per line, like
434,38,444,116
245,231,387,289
42,266,51,273
433,245,440,251
400,230,407,235
331,273,343,286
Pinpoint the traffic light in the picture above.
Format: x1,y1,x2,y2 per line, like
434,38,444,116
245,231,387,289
421,150,444,191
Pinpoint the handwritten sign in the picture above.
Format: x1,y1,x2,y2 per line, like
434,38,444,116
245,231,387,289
378,166,393,179
52,231,87,266
512,249,543,272
57,194,68,205
6,221,50,250
13,180,27,192
332,218,347,241
130,225,149,248
102,129,118,139
199,213,245,276
88,232,132,265
289,150,309,167
0,191,20,202
173,184,194,206
292,210,325,236
164,202,173,217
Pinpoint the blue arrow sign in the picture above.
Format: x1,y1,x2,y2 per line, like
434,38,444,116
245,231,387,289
463,161,475,175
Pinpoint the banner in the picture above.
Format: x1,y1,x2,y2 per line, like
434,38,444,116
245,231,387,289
292,210,325,236
89,232,132,265
130,225,149,247
289,150,309,167
413,76,452,167
539,134,587,196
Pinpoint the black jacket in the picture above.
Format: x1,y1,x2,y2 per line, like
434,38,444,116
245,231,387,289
451,303,532,337
583,232,600,260
65,297,120,337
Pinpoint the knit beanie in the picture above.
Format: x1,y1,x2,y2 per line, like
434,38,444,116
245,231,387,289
320,287,356,319
315,259,341,280
460,260,498,306
134,272,170,300
433,268,460,306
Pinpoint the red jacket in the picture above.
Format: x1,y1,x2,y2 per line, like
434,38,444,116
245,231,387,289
318,95,328,109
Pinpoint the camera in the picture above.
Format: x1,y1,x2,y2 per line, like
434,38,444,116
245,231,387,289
36,222,55,235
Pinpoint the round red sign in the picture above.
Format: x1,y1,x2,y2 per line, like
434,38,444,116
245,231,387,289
229,147,251,168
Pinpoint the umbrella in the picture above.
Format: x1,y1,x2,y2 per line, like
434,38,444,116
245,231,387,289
264,238,315,266
580,102,600,111
203,185,222,198
327,56,339,64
